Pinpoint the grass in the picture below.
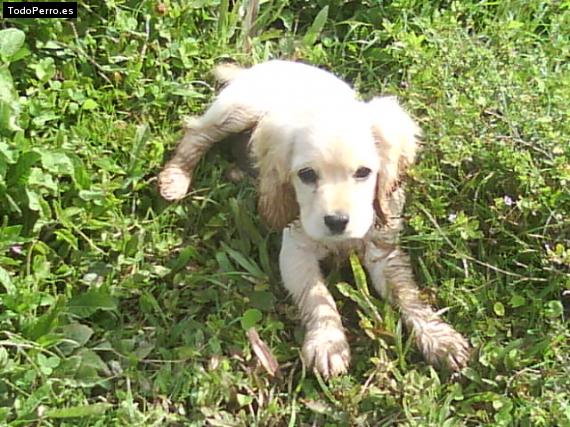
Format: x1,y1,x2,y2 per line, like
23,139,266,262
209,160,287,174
0,0,569,425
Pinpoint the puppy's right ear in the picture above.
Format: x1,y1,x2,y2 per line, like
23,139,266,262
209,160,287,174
251,118,299,229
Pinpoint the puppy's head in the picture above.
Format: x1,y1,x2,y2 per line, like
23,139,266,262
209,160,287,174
253,97,419,241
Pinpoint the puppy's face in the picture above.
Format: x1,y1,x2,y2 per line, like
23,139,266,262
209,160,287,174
290,111,380,242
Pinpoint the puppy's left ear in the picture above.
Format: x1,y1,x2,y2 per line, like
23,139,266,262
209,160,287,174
368,96,421,222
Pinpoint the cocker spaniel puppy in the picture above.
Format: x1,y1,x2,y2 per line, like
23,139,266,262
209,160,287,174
158,60,470,378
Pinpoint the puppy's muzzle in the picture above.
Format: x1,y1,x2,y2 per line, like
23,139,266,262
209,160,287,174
324,213,349,234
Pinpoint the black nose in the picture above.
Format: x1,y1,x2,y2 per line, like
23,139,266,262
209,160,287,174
324,214,349,234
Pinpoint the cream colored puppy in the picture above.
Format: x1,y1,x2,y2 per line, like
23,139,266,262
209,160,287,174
159,60,470,378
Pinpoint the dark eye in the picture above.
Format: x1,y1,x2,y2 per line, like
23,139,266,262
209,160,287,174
297,167,318,184
354,167,372,179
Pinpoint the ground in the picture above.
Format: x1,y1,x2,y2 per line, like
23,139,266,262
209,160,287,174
0,1,569,426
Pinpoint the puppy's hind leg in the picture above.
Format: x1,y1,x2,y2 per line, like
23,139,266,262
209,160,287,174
158,101,259,201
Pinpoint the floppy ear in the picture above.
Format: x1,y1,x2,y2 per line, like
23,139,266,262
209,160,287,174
368,96,421,223
250,117,299,229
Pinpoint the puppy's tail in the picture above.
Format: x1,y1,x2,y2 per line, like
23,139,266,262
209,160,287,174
213,63,245,85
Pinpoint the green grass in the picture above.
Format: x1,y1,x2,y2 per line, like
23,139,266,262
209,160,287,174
1,0,569,425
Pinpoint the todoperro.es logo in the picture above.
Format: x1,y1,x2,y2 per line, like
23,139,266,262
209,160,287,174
3,2,78,18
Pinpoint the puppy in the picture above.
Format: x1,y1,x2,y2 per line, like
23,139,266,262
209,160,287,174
158,60,470,378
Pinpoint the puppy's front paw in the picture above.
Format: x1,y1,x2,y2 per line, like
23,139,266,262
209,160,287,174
158,167,191,201
302,325,350,379
417,320,471,371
